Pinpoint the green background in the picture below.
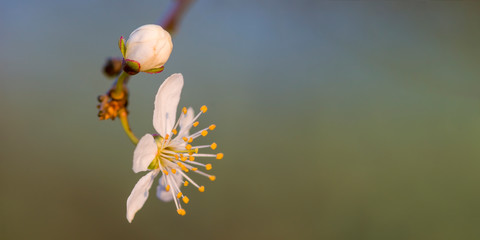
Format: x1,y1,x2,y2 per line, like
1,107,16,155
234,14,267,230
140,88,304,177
1,1,480,239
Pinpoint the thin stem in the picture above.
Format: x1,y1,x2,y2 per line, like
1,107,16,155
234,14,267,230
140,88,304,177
111,71,129,100
119,109,139,145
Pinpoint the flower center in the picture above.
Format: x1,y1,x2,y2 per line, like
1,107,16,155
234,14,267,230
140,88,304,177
148,105,224,215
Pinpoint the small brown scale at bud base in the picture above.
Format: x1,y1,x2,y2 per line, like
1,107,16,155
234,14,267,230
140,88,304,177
97,88,129,120
103,57,124,78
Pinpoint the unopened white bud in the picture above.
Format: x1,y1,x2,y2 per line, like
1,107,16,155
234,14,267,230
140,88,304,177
124,24,173,74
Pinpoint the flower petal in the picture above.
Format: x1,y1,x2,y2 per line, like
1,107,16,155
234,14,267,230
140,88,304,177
133,134,158,173
126,170,159,223
156,172,183,202
177,107,194,138
153,73,184,137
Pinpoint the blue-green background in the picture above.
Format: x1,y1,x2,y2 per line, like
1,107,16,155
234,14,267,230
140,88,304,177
1,1,480,239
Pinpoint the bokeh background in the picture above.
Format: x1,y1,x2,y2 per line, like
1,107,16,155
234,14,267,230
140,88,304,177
2,1,480,239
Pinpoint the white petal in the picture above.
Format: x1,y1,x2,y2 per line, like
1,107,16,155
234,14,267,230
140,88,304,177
156,172,183,202
126,170,159,223
177,107,194,138
153,73,184,137
132,134,158,173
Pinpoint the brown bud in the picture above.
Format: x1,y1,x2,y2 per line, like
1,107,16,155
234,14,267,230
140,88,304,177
103,57,124,78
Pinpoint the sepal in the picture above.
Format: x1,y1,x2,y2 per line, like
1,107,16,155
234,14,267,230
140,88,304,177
123,59,140,75
118,36,126,57
144,66,165,74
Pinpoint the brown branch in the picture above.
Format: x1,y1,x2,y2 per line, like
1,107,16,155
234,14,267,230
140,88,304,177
159,0,195,34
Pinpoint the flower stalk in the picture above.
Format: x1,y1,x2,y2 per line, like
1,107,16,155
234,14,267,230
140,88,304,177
111,71,129,100
119,108,139,145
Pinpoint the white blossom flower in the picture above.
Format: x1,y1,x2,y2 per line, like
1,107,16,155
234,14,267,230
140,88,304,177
119,24,173,75
126,73,223,222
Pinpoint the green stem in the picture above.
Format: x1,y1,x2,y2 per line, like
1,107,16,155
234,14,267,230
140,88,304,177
111,71,129,100
119,109,139,145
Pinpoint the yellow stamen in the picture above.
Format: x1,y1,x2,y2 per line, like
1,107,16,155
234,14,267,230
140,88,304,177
171,168,177,174
177,163,188,172
205,164,212,170
209,175,216,181
189,156,195,161
193,121,199,127
177,192,182,199
182,196,189,204
163,170,169,175
165,134,169,140
188,137,193,143
200,105,207,113
181,155,187,161
166,185,171,192
172,129,177,135
177,209,186,216
216,153,224,160
201,130,208,136
198,186,205,192
182,107,187,114
183,137,188,142
209,124,216,130
185,144,192,150
211,143,217,150
175,154,179,160
192,167,198,171
184,181,189,187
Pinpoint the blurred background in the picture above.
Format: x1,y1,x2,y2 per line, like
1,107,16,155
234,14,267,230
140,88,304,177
1,0,480,239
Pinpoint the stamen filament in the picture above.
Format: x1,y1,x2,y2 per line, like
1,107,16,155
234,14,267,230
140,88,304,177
191,153,217,157
178,170,201,189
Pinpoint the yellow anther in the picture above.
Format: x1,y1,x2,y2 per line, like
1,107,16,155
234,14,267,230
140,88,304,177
193,121,199,127
166,185,171,192
183,137,188,142
184,181,189,187
188,137,193,143
205,164,212,170
185,144,192,150
211,143,217,150
175,154,179,160
195,148,199,153
192,167,198,171
216,153,224,160
172,129,177,135
188,151,194,156
163,170,169,175
182,107,187,114
182,167,189,172
181,155,187,161
177,192,182,199
198,186,205,192
182,196,190,204
209,124,216,130
201,130,208,136
209,175,216,181
200,105,208,113
171,168,177,174
177,209,186,216
189,156,195,161
165,134,169,140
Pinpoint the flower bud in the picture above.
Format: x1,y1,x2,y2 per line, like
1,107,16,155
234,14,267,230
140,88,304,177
122,24,173,74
